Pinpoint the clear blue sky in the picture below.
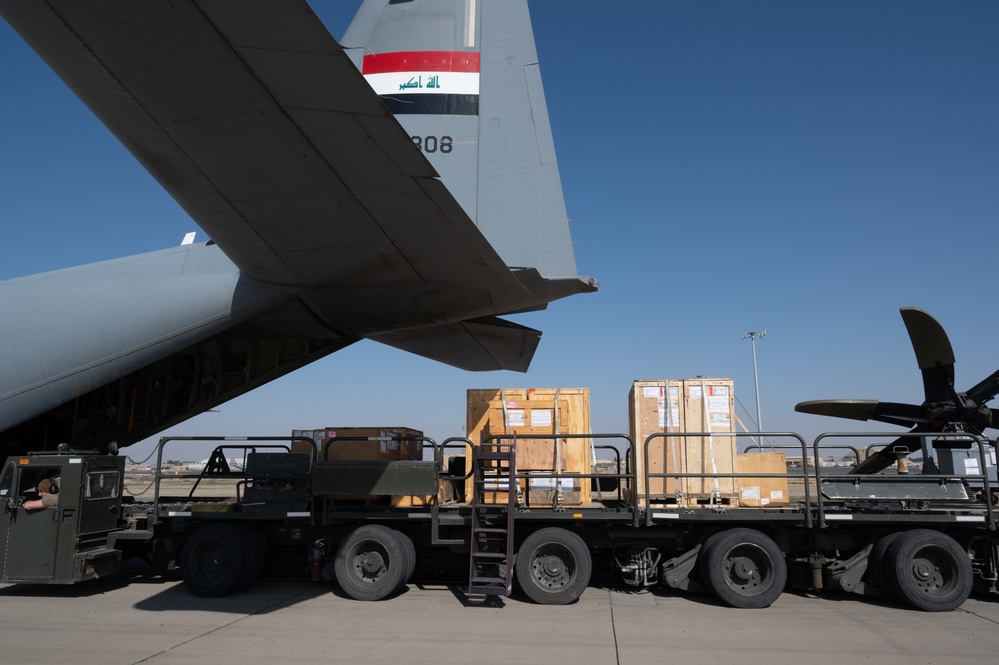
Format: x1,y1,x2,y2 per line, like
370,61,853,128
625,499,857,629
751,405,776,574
2,1,997,460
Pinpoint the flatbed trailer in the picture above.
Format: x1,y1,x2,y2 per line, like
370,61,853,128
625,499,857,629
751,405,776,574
2,430,996,612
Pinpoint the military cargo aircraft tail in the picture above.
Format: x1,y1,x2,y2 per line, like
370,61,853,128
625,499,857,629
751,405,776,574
343,0,579,279
0,0,595,458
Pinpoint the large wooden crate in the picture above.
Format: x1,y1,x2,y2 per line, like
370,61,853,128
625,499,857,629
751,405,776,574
466,388,591,506
629,378,738,506
736,452,790,507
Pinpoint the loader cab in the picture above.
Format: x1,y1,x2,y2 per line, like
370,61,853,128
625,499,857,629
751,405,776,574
0,453,125,584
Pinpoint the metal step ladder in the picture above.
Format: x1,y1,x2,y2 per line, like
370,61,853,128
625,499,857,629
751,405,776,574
468,440,516,596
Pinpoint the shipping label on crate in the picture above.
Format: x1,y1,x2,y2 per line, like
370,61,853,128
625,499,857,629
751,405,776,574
657,388,681,428
528,476,579,491
505,409,526,427
531,409,553,427
658,407,683,429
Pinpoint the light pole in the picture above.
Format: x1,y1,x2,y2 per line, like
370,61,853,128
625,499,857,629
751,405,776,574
743,330,766,438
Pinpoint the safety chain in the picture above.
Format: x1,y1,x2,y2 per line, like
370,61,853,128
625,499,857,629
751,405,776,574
124,447,159,496
124,478,157,497
126,448,158,466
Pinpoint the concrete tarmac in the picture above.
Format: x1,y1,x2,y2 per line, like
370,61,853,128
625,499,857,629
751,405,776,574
2,576,998,665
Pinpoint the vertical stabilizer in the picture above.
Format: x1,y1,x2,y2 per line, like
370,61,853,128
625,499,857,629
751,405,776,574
344,0,579,278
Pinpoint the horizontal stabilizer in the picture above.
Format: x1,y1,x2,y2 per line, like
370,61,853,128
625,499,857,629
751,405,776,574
372,317,541,372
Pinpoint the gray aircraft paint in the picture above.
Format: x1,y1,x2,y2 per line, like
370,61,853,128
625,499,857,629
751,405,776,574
344,0,578,278
0,0,595,456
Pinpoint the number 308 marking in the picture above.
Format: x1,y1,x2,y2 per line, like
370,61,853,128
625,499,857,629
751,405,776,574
412,135,453,154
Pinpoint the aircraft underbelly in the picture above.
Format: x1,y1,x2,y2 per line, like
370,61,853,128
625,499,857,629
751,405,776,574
0,248,290,433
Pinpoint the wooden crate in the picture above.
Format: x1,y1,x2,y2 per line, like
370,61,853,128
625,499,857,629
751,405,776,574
292,427,423,462
679,378,737,497
736,452,790,507
293,427,424,504
390,479,454,508
628,379,738,506
466,388,591,506
629,380,685,500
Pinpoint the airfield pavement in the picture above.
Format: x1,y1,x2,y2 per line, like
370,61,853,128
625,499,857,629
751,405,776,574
2,573,998,665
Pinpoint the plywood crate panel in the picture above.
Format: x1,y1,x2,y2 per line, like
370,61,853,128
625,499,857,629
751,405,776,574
679,379,737,496
736,452,790,507
629,380,685,499
466,388,591,505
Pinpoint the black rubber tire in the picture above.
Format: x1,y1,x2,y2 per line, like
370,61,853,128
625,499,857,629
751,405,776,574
703,528,787,608
515,528,592,605
180,523,252,597
885,529,972,612
866,531,904,599
235,527,265,591
698,531,725,594
393,529,416,584
334,525,406,601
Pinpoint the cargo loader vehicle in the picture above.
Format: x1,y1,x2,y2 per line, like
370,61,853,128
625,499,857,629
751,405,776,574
2,428,997,613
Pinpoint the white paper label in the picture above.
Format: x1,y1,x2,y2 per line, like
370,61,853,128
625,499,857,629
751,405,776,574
708,396,729,411
531,409,553,427
506,409,525,427
741,486,761,500
530,477,577,491
771,490,784,500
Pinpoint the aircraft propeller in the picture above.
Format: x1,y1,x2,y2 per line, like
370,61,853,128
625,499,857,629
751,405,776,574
795,308,999,474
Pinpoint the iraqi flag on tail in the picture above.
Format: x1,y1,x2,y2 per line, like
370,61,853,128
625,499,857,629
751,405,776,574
362,51,479,115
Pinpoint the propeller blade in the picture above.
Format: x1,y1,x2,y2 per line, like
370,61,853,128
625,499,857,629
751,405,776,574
900,308,955,369
796,400,879,421
849,430,923,475
796,399,929,428
967,369,999,407
900,308,955,403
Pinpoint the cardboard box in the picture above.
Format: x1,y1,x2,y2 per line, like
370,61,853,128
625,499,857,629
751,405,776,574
466,388,591,506
736,452,790,507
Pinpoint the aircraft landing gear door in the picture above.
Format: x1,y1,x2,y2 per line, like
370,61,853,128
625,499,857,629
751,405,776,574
80,457,124,535
0,461,61,582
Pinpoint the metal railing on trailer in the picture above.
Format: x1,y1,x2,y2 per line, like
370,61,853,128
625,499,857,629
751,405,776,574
812,431,996,530
640,430,996,531
316,433,475,546
152,435,316,522
478,433,640,526
641,431,812,527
